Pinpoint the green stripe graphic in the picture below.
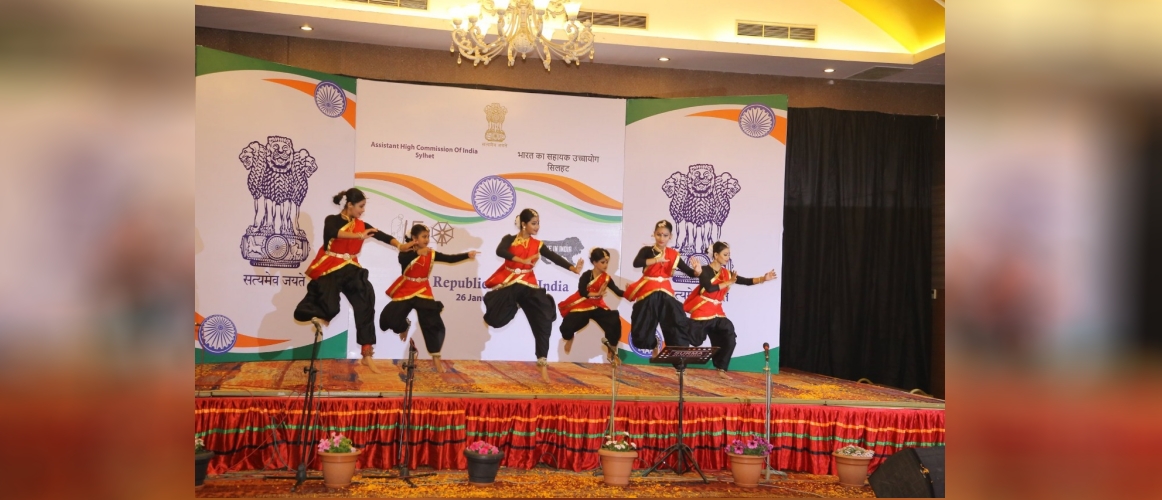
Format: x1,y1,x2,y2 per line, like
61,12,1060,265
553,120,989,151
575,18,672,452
515,188,622,223
358,186,486,224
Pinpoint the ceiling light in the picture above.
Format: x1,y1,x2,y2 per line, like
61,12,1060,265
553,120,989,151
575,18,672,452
823,68,834,73
300,25,313,31
658,57,670,62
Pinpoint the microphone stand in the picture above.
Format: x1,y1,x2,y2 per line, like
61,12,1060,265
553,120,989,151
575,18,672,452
363,339,434,487
593,338,620,477
264,320,326,490
763,343,787,482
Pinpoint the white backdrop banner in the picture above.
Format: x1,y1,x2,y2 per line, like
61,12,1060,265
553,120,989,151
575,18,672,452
195,48,356,362
620,96,788,372
354,80,627,363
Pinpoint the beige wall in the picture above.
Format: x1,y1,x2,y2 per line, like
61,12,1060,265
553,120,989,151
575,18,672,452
195,27,943,116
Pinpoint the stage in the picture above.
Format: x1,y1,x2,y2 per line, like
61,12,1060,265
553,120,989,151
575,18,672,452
195,359,944,479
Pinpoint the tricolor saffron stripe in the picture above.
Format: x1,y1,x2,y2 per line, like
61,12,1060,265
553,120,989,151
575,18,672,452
357,186,486,224
355,172,474,211
263,78,356,129
687,108,788,144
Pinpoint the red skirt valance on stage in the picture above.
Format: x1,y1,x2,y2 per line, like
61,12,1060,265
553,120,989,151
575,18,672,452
195,397,944,476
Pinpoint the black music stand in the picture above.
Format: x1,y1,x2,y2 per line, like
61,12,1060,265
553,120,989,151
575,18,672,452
642,346,718,483
361,339,434,487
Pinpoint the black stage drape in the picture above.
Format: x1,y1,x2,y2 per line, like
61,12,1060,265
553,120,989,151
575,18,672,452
780,107,938,392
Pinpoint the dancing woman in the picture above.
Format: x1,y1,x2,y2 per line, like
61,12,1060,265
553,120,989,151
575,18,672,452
683,241,776,376
482,208,582,381
293,188,417,373
624,220,702,357
379,223,479,373
557,248,624,364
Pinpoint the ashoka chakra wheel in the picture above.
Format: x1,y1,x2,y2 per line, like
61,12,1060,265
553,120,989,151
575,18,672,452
738,104,775,138
265,234,290,260
314,81,347,118
198,314,237,354
628,329,665,358
471,176,517,221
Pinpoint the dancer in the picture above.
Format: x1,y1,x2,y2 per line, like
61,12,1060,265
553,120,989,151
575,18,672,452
683,241,776,376
625,220,702,357
294,188,417,374
379,224,479,373
557,248,624,365
482,208,583,382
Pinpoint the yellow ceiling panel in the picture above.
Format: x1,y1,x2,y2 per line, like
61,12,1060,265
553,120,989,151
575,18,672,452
838,0,945,53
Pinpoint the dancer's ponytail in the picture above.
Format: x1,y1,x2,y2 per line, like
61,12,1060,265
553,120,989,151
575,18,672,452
333,188,366,206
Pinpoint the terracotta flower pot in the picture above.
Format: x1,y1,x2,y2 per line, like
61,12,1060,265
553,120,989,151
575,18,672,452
194,451,215,488
833,452,873,487
727,452,766,488
464,450,504,485
319,449,361,488
598,449,638,486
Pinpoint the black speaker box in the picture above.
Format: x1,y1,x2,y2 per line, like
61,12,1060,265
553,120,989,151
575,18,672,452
868,446,945,497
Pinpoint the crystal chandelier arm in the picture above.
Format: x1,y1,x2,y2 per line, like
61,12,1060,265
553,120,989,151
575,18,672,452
451,26,508,66
539,20,594,65
449,0,593,71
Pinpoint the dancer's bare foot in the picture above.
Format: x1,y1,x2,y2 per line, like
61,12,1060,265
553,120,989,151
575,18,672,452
717,368,730,379
398,319,411,342
651,346,660,359
360,345,382,374
432,354,445,373
361,356,382,374
602,341,620,366
563,338,573,354
537,358,550,383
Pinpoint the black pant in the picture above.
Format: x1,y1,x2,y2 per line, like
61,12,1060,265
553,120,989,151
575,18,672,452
688,317,737,371
629,292,691,350
379,297,446,354
483,285,556,359
293,265,376,346
559,308,621,346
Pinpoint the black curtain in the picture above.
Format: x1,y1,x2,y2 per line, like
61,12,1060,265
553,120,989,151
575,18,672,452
780,108,937,392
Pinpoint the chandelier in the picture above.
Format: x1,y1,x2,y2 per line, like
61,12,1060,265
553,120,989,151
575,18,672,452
449,0,595,71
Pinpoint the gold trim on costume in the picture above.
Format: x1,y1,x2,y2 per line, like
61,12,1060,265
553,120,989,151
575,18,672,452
392,288,435,301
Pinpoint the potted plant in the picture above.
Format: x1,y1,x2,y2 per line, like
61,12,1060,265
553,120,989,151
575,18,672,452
317,432,362,488
724,435,774,488
597,432,638,487
464,440,504,485
195,436,215,488
832,445,875,487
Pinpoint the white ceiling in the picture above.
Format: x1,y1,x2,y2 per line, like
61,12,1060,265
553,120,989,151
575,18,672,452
195,0,944,84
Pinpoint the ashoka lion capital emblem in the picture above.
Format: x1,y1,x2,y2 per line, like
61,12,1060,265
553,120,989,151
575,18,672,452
662,164,742,283
484,103,507,143
238,136,315,268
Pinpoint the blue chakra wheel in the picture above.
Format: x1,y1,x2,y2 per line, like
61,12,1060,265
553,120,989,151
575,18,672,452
314,81,347,118
471,175,517,221
738,103,775,138
687,253,711,268
265,234,290,260
628,328,666,358
198,314,238,354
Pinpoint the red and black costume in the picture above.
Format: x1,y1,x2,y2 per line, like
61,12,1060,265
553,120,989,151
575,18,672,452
557,270,624,347
378,248,470,355
682,265,757,371
482,234,575,360
625,246,698,350
293,214,402,347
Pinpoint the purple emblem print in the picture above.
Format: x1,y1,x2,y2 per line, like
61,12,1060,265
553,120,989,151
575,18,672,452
238,136,316,268
661,164,741,283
